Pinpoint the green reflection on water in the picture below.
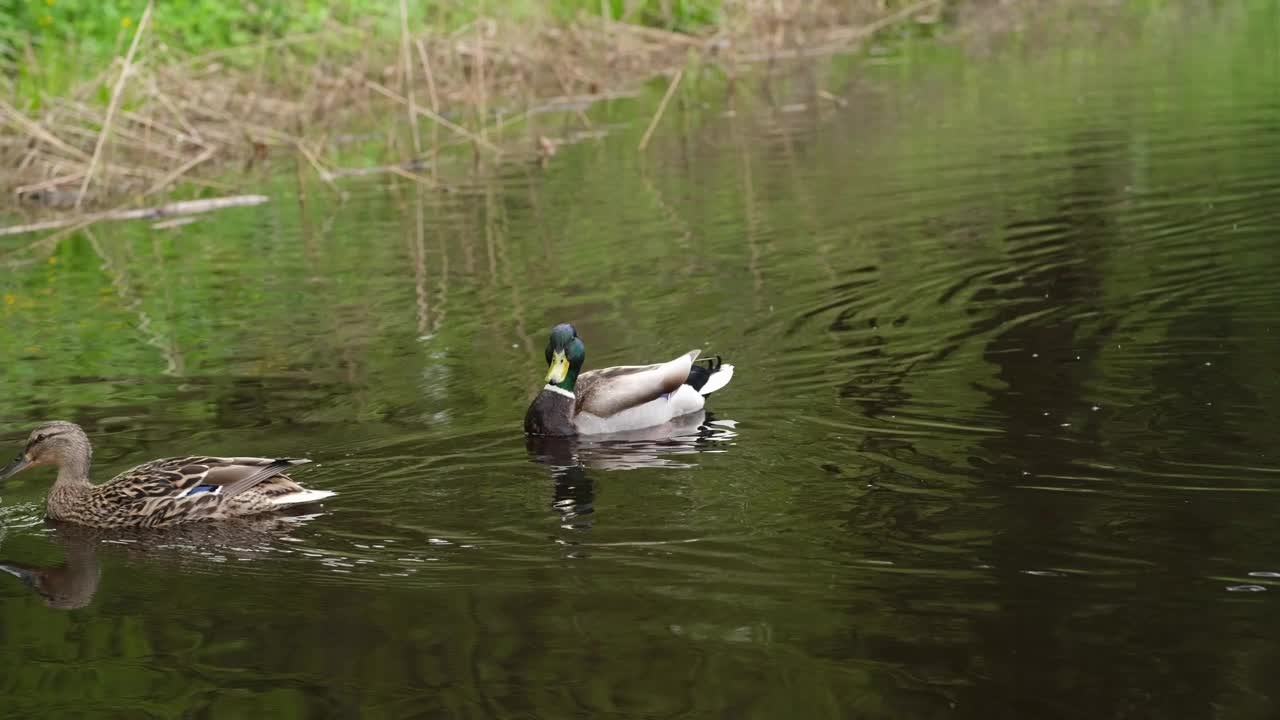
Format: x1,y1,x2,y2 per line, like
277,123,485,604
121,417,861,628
2,2,1280,717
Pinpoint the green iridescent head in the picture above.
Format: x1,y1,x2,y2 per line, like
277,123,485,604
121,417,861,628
543,323,586,391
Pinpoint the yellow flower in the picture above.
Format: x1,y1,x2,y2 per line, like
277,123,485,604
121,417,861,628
38,14,52,26
121,16,133,28
3,294,15,306
47,256,57,265
45,0,55,5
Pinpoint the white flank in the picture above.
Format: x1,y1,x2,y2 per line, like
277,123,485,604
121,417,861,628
271,489,337,507
575,385,706,435
668,384,707,416
698,364,734,395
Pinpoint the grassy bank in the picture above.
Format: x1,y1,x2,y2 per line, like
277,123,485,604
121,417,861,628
0,0,959,215
3,1,733,104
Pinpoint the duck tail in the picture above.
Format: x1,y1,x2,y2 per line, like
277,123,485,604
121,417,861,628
685,355,735,396
270,489,337,509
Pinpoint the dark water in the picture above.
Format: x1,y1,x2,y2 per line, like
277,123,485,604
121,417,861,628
3,4,1280,717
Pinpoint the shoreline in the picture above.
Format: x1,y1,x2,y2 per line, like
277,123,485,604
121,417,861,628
0,1,950,216
0,0,1106,226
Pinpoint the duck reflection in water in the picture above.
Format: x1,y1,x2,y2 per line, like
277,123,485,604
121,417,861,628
0,537,99,610
526,410,738,530
0,511,322,610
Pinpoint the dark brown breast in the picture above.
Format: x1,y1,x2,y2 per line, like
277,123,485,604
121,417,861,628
524,390,577,436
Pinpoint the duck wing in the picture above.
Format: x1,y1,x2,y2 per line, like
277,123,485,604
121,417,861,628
576,350,699,418
108,456,312,499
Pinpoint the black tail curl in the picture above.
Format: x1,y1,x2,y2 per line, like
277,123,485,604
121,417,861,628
685,355,724,392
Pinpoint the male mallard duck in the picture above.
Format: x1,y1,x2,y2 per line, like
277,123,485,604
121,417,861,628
0,421,335,529
524,323,735,436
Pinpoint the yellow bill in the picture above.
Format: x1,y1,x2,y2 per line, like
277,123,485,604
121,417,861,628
545,350,569,384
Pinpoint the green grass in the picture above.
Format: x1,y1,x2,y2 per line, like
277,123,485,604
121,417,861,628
0,0,724,103
1,0,371,101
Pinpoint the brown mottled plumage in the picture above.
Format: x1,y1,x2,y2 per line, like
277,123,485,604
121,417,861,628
0,421,336,529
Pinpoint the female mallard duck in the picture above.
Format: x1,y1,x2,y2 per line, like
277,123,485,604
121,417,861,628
524,323,735,436
0,421,335,529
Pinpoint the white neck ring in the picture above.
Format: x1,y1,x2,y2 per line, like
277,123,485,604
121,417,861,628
544,384,575,399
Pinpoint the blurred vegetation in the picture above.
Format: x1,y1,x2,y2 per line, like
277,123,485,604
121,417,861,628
0,0,722,99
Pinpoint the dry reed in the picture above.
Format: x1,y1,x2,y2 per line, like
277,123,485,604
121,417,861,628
1,0,947,222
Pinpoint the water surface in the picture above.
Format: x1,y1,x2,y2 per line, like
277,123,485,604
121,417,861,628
2,4,1280,718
